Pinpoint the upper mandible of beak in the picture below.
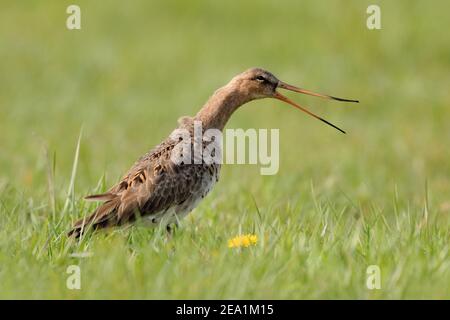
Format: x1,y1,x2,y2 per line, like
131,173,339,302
277,81,359,103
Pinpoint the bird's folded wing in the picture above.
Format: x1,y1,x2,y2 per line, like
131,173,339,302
89,149,199,225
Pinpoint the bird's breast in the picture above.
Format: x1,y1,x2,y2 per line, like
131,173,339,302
173,162,220,218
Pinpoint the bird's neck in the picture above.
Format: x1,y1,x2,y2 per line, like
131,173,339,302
194,83,249,131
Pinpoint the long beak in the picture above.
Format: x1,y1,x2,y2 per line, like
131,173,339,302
278,81,359,103
274,81,359,134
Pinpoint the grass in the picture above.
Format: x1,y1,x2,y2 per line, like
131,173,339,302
1,0,449,299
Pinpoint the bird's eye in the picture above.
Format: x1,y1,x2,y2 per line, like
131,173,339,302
255,76,266,82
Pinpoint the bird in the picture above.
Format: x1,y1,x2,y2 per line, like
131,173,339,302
68,68,358,238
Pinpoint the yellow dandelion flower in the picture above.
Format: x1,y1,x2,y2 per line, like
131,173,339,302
228,234,258,248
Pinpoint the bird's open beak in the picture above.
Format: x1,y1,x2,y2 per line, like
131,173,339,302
274,81,359,134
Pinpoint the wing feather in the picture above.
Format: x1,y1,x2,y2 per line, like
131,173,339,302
68,137,198,237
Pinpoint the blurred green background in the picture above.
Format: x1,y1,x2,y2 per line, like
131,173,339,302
0,0,449,299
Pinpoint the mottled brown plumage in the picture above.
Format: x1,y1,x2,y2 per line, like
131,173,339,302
68,68,358,237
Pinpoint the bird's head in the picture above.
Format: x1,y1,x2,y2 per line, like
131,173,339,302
231,68,280,99
231,67,359,134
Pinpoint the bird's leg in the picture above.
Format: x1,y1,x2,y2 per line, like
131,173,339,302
166,222,179,235
165,222,178,241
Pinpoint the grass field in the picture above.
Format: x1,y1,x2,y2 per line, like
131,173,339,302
1,1,449,299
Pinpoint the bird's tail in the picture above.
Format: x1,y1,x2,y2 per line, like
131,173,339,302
68,194,120,238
